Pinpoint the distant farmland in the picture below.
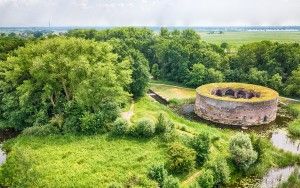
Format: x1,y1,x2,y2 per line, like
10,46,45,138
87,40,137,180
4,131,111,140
200,31,300,47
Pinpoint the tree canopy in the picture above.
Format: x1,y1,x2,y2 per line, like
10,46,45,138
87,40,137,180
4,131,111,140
0,37,132,132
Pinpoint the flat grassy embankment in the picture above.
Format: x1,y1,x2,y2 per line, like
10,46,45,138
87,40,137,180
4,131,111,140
200,31,300,48
150,81,196,101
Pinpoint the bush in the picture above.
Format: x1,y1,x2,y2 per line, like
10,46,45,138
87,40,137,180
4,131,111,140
79,103,119,134
148,164,168,187
108,182,122,188
131,118,155,138
283,104,300,119
156,113,169,133
49,114,64,130
189,133,211,166
288,119,300,137
162,126,178,143
229,133,258,171
197,169,215,188
206,157,230,186
162,175,180,188
166,143,196,174
111,118,129,136
62,101,84,133
22,124,60,136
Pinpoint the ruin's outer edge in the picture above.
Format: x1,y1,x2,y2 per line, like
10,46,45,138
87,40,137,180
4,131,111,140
194,84,279,126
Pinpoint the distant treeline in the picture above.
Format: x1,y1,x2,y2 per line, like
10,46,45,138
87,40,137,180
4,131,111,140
67,27,300,97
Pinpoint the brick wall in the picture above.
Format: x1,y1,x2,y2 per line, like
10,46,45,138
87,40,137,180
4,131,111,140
194,93,278,126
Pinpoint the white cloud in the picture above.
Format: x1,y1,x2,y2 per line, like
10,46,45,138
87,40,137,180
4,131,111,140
0,0,299,26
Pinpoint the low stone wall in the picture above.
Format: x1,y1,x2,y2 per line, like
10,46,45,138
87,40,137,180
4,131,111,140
194,93,278,126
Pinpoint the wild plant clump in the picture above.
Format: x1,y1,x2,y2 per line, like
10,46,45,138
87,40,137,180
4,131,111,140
197,169,215,188
205,157,230,186
22,124,60,136
111,118,129,136
229,133,258,171
166,142,196,174
148,164,179,188
148,164,168,187
131,118,156,138
189,133,211,166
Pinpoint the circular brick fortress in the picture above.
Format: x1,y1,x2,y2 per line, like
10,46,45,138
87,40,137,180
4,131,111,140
194,83,279,126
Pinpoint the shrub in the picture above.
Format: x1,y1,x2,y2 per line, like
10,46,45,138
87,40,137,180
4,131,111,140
250,133,265,162
166,142,196,174
229,133,258,171
79,104,119,134
112,118,129,136
49,114,64,130
283,104,300,119
206,157,230,186
131,118,155,138
156,113,169,133
148,164,168,187
197,169,215,188
22,124,60,136
108,182,122,188
189,133,211,166
288,119,300,137
162,127,178,143
162,175,180,188
62,101,84,133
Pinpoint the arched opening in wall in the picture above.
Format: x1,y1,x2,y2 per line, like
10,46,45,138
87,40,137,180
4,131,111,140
247,92,255,99
263,116,268,122
237,90,247,99
215,89,222,96
225,89,234,97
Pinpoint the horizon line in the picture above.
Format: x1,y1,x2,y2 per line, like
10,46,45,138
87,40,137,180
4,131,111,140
1,25,300,28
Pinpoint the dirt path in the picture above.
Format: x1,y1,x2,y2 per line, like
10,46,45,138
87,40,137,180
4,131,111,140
280,96,300,103
121,103,134,122
181,171,201,186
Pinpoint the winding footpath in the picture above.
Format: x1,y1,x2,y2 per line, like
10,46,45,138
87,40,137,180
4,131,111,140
121,103,134,122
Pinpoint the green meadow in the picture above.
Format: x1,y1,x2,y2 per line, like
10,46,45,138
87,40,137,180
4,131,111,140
200,31,300,47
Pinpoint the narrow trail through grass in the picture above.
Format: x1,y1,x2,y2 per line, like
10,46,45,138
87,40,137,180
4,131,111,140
181,171,202,187
121,103,135,122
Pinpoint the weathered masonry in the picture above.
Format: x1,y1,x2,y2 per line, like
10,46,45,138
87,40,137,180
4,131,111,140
194,83,279,126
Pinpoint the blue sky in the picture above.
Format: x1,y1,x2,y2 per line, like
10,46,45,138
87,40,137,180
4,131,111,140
0,0,299,27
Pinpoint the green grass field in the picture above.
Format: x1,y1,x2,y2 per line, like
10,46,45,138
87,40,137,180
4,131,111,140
200,31,300,47
1,134,167,187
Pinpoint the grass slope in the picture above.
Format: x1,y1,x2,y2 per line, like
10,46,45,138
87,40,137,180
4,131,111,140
0,135,166,187
1,83,300,187
150,83,196,101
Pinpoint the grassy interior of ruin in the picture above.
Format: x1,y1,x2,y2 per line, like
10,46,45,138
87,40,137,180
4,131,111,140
1,82,300,187
196,82,279,102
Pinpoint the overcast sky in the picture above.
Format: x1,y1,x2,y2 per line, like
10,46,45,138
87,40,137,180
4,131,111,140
0,0,300,27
